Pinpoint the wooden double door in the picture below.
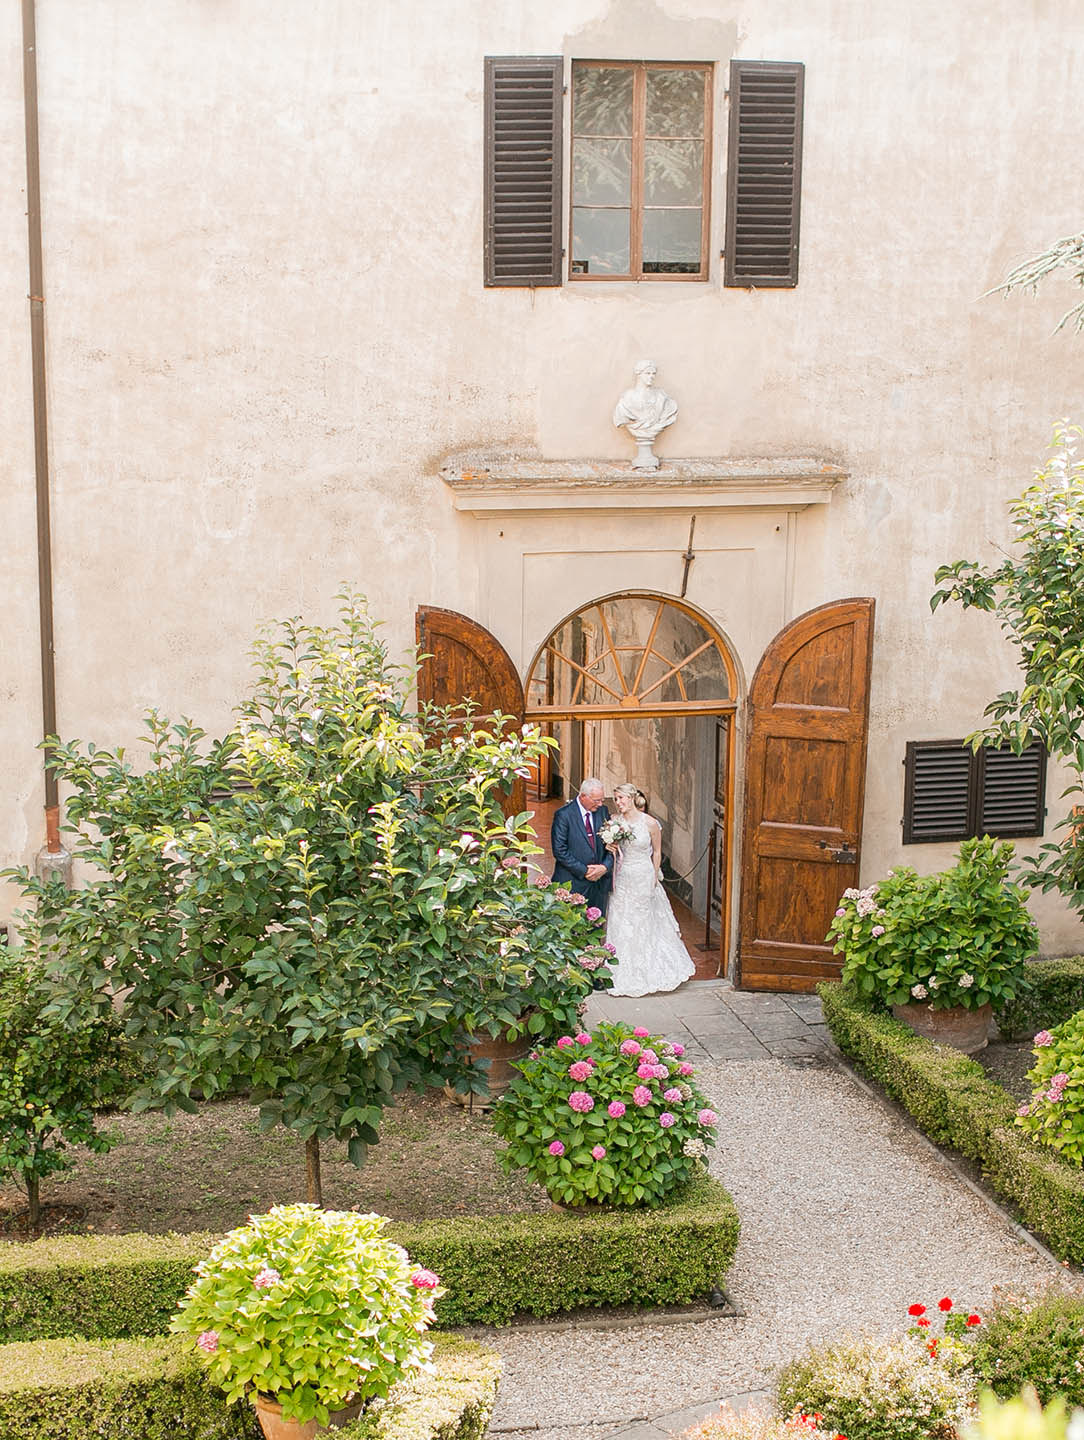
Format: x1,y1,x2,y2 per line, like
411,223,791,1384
416,597,874,993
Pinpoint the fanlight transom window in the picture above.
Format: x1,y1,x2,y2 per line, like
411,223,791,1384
526,594,734,716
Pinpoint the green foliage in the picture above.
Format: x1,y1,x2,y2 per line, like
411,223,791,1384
1016,1012,1084,1163
3,596,600,1179
777,1334,976,1440
932,425,1084,918
827,839,1036,1012
172,1204,441,1425
818,981,1084,1264
0,1174,740,1338
995,956,1084,1040
972,1289,1084,1408
0,1332,497,1440
492,1022,717,1206
0,948,124,1224
964,1388,1077,1440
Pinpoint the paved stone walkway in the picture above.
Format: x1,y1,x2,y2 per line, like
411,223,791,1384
584,977,830,1062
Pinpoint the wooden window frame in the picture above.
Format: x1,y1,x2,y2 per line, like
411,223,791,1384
569,60,713,284
902,739,1048,845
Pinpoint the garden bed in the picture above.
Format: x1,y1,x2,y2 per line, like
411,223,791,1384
0,1090,551,1237
818,980,1084,1264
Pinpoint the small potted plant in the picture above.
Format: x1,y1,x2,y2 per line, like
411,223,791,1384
492,1020,717,1207
827,837,1036,1052
172,1203,444,1439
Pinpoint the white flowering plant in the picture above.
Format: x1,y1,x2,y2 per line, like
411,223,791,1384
171,1203,443,1426
827,838,1036,1012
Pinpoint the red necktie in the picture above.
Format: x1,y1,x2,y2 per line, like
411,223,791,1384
584,811,593,845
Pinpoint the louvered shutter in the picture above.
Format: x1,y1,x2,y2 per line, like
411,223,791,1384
724,60,804,288
978,743,1047,837
484,56,564,287
903,742,973,844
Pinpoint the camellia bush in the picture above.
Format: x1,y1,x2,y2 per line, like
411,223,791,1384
4,595,600,1201
827,838,1036,1012
172,1203,442,1426
0,948,124,1228
1016,1013,1084,1164
492,1021,717,1206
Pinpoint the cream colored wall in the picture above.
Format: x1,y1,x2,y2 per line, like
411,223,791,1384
3,0,1082,954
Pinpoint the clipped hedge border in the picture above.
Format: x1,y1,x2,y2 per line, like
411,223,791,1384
0,1173,739,1341
0,1332,498,1440
819,981,1084,1264
995,955,1084,1040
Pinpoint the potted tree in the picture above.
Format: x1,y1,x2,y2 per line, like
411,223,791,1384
172,1204,443,1439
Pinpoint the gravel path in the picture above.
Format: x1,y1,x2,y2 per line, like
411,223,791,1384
486,1055,1069,1440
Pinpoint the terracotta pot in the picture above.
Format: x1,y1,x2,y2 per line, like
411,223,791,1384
890,1000,993,1053
446,1026,533,1112
253,1395,365,1440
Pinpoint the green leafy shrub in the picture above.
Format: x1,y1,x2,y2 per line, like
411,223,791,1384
0,949,125,1228
827,838,1036,1012
1016,1012,1084,1163
818,982,1084,1263
0,1174,740,1339
0,1332,498,1440
492,1021,717,1206
995,957,1084,1041
972,1289,1084,1407
777,1333,976,1440
963,1388,1079,1440
172,1204,441,1426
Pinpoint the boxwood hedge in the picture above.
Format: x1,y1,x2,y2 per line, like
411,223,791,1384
994,955,1084,1041
819,981,1084,1264
0,1173,739,1341
0,1333,498,1440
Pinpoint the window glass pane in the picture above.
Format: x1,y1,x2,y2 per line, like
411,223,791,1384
572,207,630,275
642,208,702,273
573,67,634,136
573,138,631,205
645,68,705,137
644,139,703,205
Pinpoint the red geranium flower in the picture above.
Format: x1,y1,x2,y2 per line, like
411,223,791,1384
916,1317,931,1327
938,1297,953,1311
966,1314,981,1327
908,1303,927,1317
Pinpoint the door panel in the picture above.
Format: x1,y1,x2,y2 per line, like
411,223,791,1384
738,597,875,992
415,606,527,815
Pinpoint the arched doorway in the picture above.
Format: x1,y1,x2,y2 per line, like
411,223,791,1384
524,592,739,975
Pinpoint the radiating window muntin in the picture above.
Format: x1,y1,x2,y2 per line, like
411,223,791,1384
570,61,712,281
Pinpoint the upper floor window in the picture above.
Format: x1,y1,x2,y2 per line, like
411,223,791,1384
569,61,712,282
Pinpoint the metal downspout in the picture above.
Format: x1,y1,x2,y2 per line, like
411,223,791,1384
21,0,65,871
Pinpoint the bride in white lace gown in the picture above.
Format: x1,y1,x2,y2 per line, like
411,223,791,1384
604,784,696,998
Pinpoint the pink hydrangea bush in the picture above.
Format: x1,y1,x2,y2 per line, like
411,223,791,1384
1016,1010,1084,1163
492,1020,718,1206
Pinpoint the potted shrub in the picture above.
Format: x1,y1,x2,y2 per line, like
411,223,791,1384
172,1203,444,1439
827,837,1036,1052
492,1020,717,1206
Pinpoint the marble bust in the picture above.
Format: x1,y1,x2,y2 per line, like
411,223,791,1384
613,359,678,470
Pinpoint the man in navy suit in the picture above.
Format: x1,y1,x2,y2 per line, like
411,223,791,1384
551,777,615,915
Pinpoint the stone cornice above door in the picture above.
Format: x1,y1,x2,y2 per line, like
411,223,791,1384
440,456,847,514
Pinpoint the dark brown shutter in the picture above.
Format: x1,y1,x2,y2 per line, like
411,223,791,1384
903,742,973,843
903,740,1047,844
484,56,564,287
724,60,804,288
978,743,1047,837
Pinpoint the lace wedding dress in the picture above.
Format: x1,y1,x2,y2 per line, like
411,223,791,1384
605,814,696,997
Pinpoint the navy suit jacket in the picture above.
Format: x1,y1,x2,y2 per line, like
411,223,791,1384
551,800,615,908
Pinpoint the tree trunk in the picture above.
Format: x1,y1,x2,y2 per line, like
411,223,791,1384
26,1173,40,1231
305,1137,322,1206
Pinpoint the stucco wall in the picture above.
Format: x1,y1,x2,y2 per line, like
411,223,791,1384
3,0,1082,955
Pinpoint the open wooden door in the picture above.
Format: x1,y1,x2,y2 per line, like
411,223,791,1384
415,607,527,815
738,598,875,992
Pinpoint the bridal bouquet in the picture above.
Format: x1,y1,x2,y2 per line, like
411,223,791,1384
598,817,635,847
